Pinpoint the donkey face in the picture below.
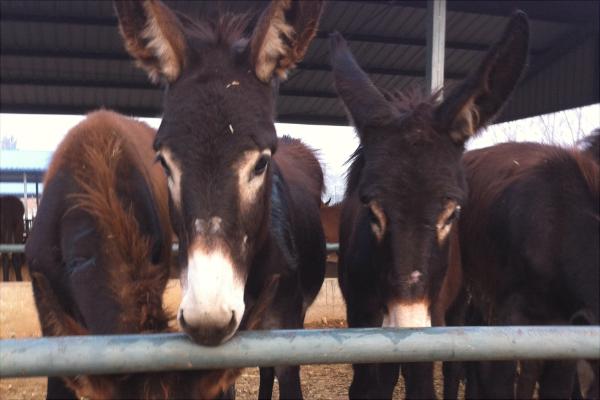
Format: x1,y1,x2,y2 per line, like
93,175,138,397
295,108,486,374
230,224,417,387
115,0,323,345
332,13,529,327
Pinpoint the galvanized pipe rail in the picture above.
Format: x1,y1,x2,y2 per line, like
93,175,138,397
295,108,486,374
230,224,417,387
0,243,341,253
2,327,599,378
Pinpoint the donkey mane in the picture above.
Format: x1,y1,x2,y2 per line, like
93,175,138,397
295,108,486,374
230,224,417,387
343,88,443,198
70,129,171,333
176,10,251,48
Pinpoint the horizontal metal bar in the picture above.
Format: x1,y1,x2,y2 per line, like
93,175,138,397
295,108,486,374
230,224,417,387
326,243,339,252
1,327,598,378
0,243,340,253
0,244,24,253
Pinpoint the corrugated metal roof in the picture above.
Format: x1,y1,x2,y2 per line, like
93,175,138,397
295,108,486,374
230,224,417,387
1,0,598,125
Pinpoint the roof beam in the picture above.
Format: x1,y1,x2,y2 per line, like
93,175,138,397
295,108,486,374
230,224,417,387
0,13,117,26
0,104,163,118
1,78,156,90
353,0,599,25
276,114,349,126
298,62,465,80
1,78,339,99
1,48,131,61
522,27,597,84
314,31,490,53
0,104,349,126
1,14,493,53
1,49,467,80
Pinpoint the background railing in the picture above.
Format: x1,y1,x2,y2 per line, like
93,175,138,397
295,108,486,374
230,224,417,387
0,243,341,254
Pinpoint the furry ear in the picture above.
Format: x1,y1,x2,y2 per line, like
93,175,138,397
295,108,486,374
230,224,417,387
250,0,324,82
114,0,187,83
436,11,530,145
330,32,398,136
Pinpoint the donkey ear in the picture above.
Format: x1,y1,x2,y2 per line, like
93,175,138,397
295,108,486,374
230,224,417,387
330,32,397,136
249,0,324,82
114,0,187,83
436,11,530,145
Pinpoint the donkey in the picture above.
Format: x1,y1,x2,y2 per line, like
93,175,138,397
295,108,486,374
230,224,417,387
26,110,277,399
581,128,600,163
320,201,342,244
114,1,327,398
0,195,25,281
451,139,599,399
330,12,529,399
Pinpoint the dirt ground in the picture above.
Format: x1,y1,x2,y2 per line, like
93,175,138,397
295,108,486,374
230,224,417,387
0,281,445,399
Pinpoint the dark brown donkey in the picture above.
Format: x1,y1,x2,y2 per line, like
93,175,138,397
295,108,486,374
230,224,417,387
330,12,529,399
449,139,599,399
0,195,25,281
115,1,326,398
320,201,342,244
26,111,255,399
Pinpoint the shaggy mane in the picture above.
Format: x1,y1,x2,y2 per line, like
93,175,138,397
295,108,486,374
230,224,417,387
69,129,171,334
177,10,252,47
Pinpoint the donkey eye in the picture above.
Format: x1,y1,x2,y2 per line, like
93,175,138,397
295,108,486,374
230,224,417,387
366,201,386,241
155,154,171,177
253,155,270,176
367,207,378,224
445,205,461,225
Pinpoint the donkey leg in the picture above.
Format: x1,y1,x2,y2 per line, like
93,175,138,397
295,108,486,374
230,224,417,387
349,363,385,400
258,367,275,400
443,287,471,399
217,384,236,400
46,377,77,400
402,362,435,400
1,253,9,281
12,253,23,281
516,360,543,399
475,360,517,399
347,303,394,399
378,363,400,399
538,360,577,400
275,365,303,399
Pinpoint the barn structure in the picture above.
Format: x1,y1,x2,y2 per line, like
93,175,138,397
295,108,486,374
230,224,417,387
1,0,598,124
0,0,599,389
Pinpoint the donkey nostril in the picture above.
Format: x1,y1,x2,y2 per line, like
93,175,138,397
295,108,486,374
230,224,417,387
228,311,237,330
179,310,188,329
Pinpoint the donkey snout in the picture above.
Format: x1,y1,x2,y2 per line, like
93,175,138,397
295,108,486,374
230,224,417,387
178,305,238,346
179,248,245,345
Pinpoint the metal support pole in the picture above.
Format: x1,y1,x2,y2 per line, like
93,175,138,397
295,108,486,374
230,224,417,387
426,0,446,95
1,327,599,378
23,173,28,221
35,181,39,208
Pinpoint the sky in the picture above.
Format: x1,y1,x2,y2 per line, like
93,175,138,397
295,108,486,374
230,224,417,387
1,103,599,204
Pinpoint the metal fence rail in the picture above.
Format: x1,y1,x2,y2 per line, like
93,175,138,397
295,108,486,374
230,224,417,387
2,327,599,378
0,243,341,253
0,244,25,253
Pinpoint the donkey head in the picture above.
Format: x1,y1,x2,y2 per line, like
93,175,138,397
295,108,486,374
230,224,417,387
115,0,323,345
331,13,529,327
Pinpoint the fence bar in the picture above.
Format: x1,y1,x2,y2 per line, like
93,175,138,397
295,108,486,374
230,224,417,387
0,244,25,253
0,243,341,254
2,326,598,378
